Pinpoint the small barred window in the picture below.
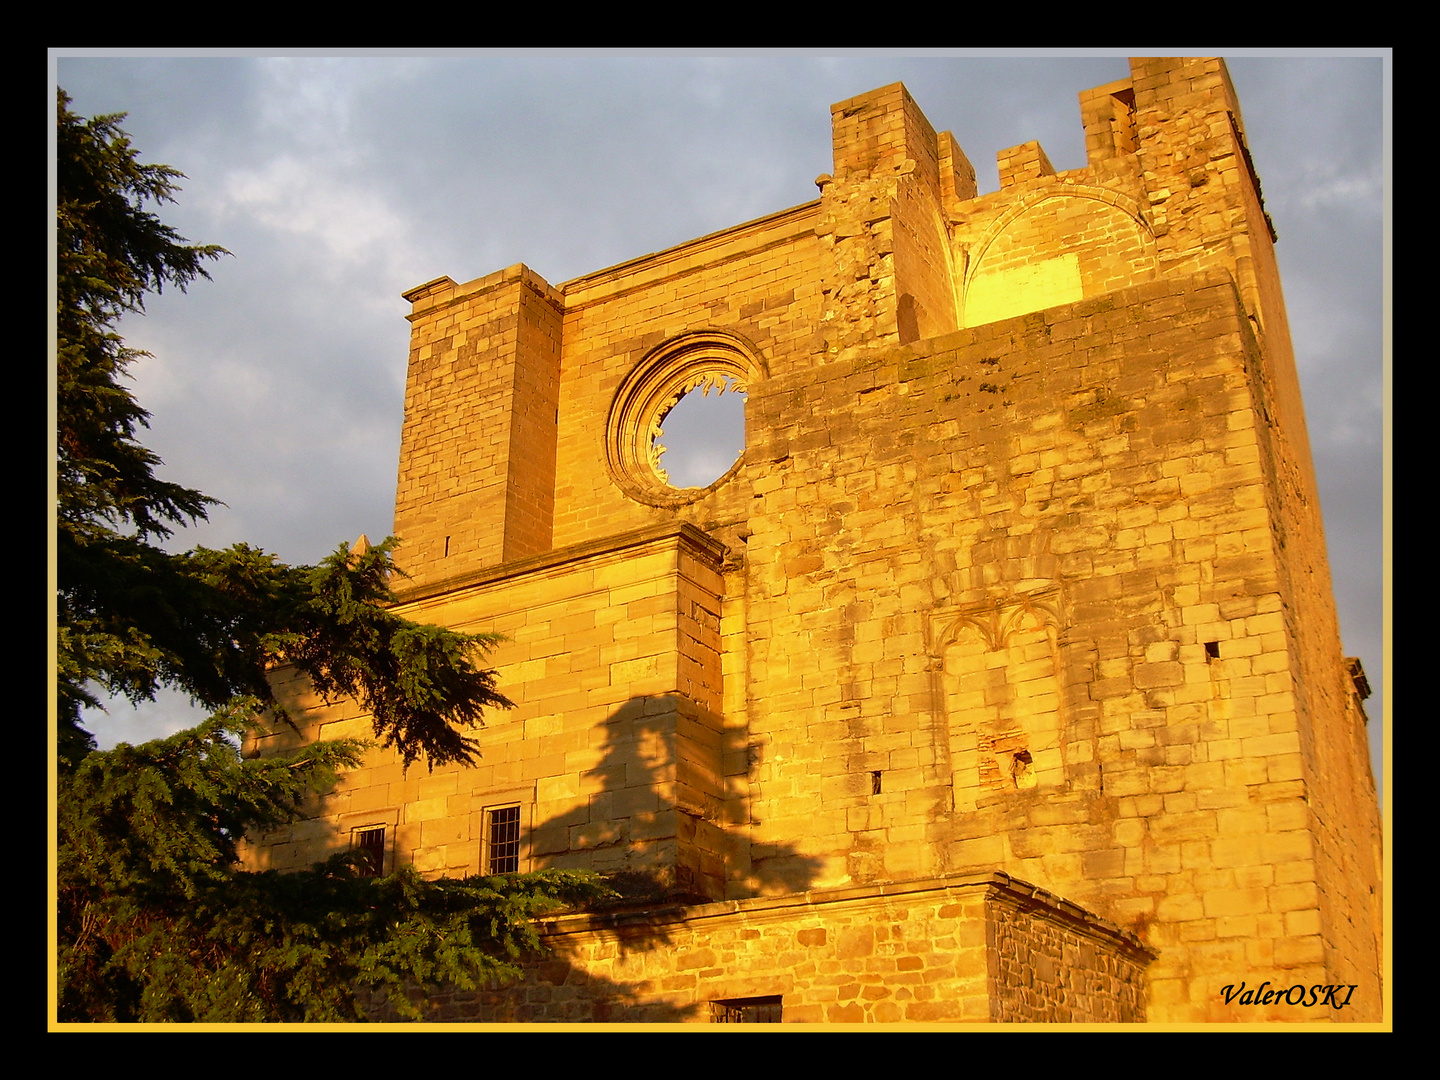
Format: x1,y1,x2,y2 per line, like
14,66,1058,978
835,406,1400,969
487,805,522,875
709,996,783,1023
353,826,386,878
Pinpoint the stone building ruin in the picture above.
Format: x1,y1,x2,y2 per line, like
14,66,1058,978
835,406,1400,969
243,58,1383,1023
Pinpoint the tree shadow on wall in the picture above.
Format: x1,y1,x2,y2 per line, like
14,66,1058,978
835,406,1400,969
436,693,826,1023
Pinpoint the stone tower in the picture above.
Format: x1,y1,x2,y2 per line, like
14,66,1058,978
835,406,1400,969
246,58,1382,1023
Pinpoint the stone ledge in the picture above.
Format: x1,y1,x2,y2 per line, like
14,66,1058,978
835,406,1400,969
558,200,822,309
535,869,1155,962
392,522,730,608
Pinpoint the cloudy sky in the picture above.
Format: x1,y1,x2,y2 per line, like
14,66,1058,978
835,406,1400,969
51,50,1389,798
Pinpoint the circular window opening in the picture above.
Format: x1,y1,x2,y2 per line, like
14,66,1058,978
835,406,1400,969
606,330,763,507
653,376,747,489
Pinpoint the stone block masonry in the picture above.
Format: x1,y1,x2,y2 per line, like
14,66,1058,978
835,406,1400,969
369,874,1152,1023
244,58,1382,1023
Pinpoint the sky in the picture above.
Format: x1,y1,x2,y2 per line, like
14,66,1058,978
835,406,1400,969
51,50,1389,801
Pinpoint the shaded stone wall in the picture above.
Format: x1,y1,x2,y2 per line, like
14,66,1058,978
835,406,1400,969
988,881,1149,1023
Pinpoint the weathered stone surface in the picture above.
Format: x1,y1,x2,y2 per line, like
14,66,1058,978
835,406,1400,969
243,58,1382,1025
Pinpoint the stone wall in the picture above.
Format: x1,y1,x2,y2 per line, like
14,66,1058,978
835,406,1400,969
372,874,1151,1024
248,525,735,901
244,58,1382,1023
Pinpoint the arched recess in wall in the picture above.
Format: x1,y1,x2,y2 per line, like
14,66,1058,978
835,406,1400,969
960,187,1157,329
605,330,766,508
930,587,1066,812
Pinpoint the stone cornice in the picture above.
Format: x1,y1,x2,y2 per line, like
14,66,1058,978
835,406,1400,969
390,521,729,608
533,870,1155,962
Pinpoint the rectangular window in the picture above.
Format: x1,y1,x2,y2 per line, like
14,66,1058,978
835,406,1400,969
486,805,522,875
709,996,783,1023
353,825,386,878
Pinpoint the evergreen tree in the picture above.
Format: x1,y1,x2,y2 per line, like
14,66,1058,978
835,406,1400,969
54,91,610,1022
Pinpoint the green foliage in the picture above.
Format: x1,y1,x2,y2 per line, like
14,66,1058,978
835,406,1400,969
55,89,508,772
56,90,225,546
56,88,225,760
54,93,614,1022
61,529,512,772
58,714,612,1021
277,538,512,770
